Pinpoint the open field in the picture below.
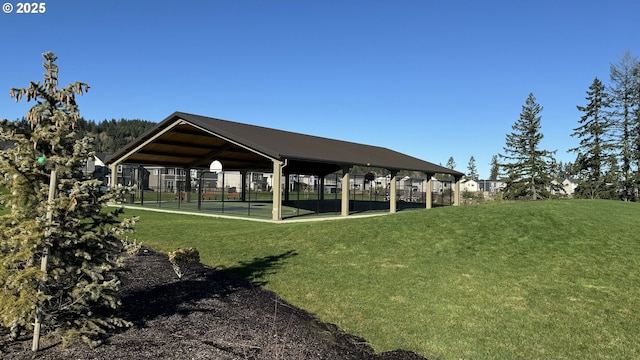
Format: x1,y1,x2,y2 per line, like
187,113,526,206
108,200,640,358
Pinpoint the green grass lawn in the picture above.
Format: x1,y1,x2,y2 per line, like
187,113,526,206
123,200,639,359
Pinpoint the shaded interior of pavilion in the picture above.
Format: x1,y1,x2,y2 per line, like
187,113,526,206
107,112,464,221
116,167,460,220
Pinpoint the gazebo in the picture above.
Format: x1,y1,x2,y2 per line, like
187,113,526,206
108,112,464,221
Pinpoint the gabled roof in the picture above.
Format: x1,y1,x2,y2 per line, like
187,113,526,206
94,152,111,164
109,112,463,177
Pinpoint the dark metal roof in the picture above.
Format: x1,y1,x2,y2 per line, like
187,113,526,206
109,111,463,177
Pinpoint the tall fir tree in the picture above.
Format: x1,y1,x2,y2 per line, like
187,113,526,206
632,57,640,195
446,156,456,170
570,77,615,199
499,93,561,200
467,156,479,181
608,51,640,201
489,155,500,180
0,52,136,347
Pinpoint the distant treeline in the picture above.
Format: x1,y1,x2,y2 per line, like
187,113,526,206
76,118,156,153
9,117,157,154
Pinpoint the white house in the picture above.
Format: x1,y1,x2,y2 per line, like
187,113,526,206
562,178,578,197
461,179,479,192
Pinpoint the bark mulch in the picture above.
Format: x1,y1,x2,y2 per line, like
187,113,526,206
1,248,427,360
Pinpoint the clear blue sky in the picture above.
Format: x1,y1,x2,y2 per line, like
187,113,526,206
2,1,639,178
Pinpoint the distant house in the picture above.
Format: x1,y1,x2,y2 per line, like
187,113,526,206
461,179,479,192
561,178,578,197
86,152,111,184
478,179,505,195
430,175,454,193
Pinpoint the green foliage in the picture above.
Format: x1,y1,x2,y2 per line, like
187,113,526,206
499,93,562,200
446,156,456,170
120,236,143,256
462,189,484,205
570,77,616,199
489,154,499,180
0,52,136,346
466,155,478,181
9,117,156,154
608,51,640,201
76,118,156,153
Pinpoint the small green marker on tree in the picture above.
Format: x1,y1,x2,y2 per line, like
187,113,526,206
37,156,46,164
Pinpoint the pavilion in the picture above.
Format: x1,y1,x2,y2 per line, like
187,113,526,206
108,112,464,221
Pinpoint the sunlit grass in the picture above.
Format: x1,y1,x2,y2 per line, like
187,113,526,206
124,200,640,359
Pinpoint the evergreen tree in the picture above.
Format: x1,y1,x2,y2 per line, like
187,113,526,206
467,156,479,181
570,77,615,199
69,118,155,153
0,52,136,347
632,58,640,196
489,155,499,180
91,118,156,153
603,153,623,198
608,51,640,201
446,156,456,170
499,93,561,200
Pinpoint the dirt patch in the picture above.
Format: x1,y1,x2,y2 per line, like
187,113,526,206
1,248,427,360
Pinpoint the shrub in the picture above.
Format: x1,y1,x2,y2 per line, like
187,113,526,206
168,248,202,279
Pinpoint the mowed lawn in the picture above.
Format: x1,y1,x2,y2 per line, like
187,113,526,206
123,200,640,359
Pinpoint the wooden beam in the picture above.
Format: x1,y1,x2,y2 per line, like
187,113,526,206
185,143,234,168
153,139,217,150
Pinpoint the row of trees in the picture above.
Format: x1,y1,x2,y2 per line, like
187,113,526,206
11,117,156,154
570,52,640,200
494,51,640,200
445,52,638,201
76,118,156,153
446,153,572,184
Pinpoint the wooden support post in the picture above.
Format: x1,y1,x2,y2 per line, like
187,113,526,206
426,174,432,209
272,160,283,221
454,176,461,206
389,171,398,213
32,170,56,352
341,167,350,216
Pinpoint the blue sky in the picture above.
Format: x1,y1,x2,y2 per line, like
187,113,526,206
1,1,639,178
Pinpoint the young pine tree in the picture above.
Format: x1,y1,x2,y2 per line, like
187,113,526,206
499,93,561,200
0,52,136,347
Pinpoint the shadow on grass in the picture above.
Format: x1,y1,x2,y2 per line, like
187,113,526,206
224,250,298,286
116,249,298,328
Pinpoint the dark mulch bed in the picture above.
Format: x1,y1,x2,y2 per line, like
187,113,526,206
1,248,427,360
